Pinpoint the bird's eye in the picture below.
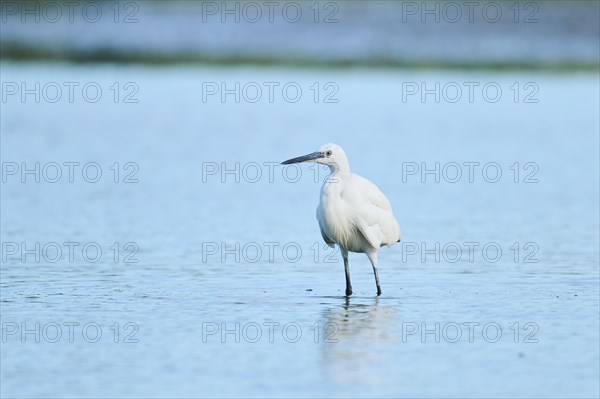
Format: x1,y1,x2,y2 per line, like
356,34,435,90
325,150,332,157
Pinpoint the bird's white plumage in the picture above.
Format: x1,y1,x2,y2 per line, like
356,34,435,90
282,143,401,296
318,172,401,252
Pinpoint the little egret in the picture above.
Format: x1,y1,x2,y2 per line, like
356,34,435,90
282,143,402,296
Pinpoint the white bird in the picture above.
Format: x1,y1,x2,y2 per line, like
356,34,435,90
282,143,402,296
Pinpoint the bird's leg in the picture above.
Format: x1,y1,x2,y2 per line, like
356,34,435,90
366,251,382,296
341,248,352,296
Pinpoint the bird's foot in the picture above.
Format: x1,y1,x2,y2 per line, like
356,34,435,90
345,288,353,296
376,287,382,296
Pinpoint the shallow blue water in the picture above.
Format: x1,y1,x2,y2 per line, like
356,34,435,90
1,63,599,398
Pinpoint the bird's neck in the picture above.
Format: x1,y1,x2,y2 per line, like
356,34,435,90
327,163,350,181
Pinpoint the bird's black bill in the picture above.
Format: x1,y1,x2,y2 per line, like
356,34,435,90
281,152,323,165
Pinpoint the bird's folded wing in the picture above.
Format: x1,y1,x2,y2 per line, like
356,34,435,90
361,179,393,212
352,175,400,246
354,217,381,249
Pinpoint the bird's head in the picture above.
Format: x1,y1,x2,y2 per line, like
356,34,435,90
281,143,349,173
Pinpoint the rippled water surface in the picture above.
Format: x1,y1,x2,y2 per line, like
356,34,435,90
1,63,599,398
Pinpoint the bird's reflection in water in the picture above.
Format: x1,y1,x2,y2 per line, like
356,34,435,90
321,296,399,389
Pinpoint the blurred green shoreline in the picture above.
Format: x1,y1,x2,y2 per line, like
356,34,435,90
2,44,598,72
